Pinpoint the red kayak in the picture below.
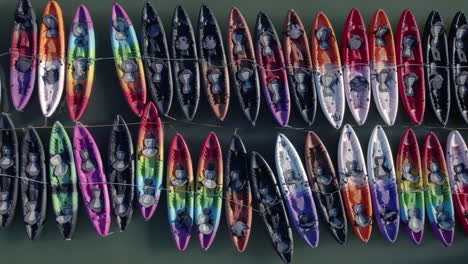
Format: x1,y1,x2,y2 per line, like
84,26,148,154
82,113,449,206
342,8,371,126
396,9,425,125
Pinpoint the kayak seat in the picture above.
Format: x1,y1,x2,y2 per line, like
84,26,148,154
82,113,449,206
348,35,363,50
150,60,165,83
25,153,40,177
80,150,96,172
286,23,304,40
232,31,245,54
179,69,193,95
237,67,253,93
403,72,419,97
24,201,39,225
430,22,445,61
43,14,58,38
208,69,223,95
294,69,309,94
259,32,275,56
315,26,332,50
50,154,69,177
16,57,32,73
320,70,339,97
139,178,156,208
375,26,389,46
113,17,129,40
267,79,281,103
72,58,88,80
121,60,138,83
89,188,103,213
377,69,393,93
349,75,368,93
231,220,248,237
402,163,419,183
402,35,418,58
455,25,468,63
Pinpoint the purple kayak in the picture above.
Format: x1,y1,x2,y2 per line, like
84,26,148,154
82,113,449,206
255,12,290,127
275,133,319,248
73,122,111,237
367,126,400,243
10,0,37,111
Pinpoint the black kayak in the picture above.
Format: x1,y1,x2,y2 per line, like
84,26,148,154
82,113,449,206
21,127,46,240
423,10,450,126
171,5,200,121
108,115,134,232
141,1,173,117
249,151,293,264
449,11,468,124
0,114,19,230
198,5,230,121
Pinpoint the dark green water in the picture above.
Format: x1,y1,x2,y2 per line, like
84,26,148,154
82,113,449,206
0,0,466,263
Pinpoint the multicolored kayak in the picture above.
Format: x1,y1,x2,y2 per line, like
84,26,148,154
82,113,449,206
136,102,163,220
108,115,134,231
396,128,424,244
167,133,194,251
310,12,345,129
10,0,37,111
304,131,347,244
423,11,450,126
283,10,316,126
367,125,399,243
198,5,230,121
111,3,147,117
369,9,398,126
38,0,65,117
21,127,46,240
49,121,78,240
225,133,252,252
449,12,468,124
342,8,371,126
0,115,19,230
66,5,95,121
141,1,173,117
445,130,468,233
227,8,261,126
338,124,372,243
396,9,426,125
422,132,455,246
275,133,319,248
255,11,290,127
171,6,200,121
73,122,111,237
195,132,223,250
250,151,293,263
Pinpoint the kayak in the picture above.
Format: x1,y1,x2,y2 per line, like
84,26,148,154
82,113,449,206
10,0,37,111
141,2,173,116
73,122,111,237
396,9,426,125
49,121,78,240
225,133,252,252
108,115,134,231
275,133,319,247
396,128,424,244
136,102,164,220
167,133,194,251
171,6,200,121
445,130,468,233
250,151,293,263
198,5,230,121
367,125,399,243
423,10,450,126
21,127,46,240
304,131,347,244
255,12,290,127
0,114,19,230
337,124,372,243
449,12,468,124
283,10,316,126
310,12,345,129
66,5,95,121
227,8,261,126
422,132,455,246
111,3,147,117
38,0,65,117
369,9,398,126
342,8,371,126
195,132,223,250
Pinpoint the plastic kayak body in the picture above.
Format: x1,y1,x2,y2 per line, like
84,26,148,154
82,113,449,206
369,9,398,126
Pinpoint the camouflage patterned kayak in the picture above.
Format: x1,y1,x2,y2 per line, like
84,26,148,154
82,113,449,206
396,128,424,244
195,132,223,250
167,133,194,251
111,3,147,116
49,121,78,240
422,132,455,246
136,102,164,220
